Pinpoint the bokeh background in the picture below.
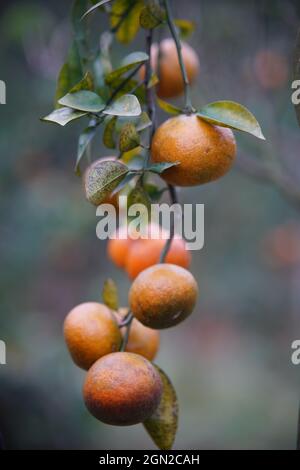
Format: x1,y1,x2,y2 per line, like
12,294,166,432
1,0,300,450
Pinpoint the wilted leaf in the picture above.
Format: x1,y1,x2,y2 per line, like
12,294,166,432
84,159,129,205
81,0,112,20
103,94,142,116
75,121,97,175
157,97,182,115
102,278,119,311
103,116,118,149
197,101,265,140
174,19,195,38
140,1,166,29
110,0,144,44
147,162,179,174
119,122,140,152
59,90,105,113
105,51,149,84
41,107,87,126
143,366,178,450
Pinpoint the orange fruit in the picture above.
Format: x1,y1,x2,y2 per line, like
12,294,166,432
83,352,163,425
107,226,133,268
63,302,122,370
129,264,198,329
117,308,160,361
151,114,236,186
125,237,191,279
254,49,289,91
140,38,200,99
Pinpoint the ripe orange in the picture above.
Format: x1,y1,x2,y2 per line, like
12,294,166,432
254,49,288,91
83,352,163,425
63,302,122,370
129,264,198,329
117,308,160,361
151,114,236,186
140,38,200,99
107,223,191,277
125,237,191,279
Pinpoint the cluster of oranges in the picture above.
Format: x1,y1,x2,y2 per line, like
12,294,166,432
63,37,238,430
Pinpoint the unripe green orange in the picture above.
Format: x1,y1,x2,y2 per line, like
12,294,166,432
129,264,198,329
63,302,122,370
83,352,163,426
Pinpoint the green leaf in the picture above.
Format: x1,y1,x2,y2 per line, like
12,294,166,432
102,278,119,311
147,73,159,89
103,94,142,117
110,171,137,196
140,1,166,29
72,0,89,65
174,19,195,39
147,162,179,174
110,0,144,44
55,41,83,107
41,107,87,126
105,51,149,84
145,183,167,202
119,123,140,152
59,90,105,113
127,184,151,217
143,366,178,450
136,111,152,132
69,71,94,93
84,159,129,205
103,116,118,149
197,101,265,140
75,122,97,175
81,0,112,20
157,97,182,115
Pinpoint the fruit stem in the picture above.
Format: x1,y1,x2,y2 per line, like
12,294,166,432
120,312,134,351
163,0,195,115
159,184,178,263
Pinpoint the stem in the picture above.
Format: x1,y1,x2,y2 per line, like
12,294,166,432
163,0,195,114
144,28,156,171
107,63,144,106
159,184,178,263
120,312,134,351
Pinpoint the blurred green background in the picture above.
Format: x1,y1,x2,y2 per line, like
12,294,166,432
1,0,300,450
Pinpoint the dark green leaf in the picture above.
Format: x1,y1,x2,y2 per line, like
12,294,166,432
197,101,265,140
41,107,87,126
157,97,182,115
55,41,83,107
59,90,105,113
69,71,94,93
174,19,195,38
102,278,119,311
136,111,152,132
72,0,89,66
81,0,112,20
105,51,148,84
75,122,97,175
145,183,167,202
84,159,129,205
103,116,118,149
140,1,166,29
147,162,179,174
110,171,137,196
119,122,140,152
127,184,151,218
103,94,142,116
143,366,178,450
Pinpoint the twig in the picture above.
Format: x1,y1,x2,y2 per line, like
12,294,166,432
159,184,178,263
163,0,194,114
